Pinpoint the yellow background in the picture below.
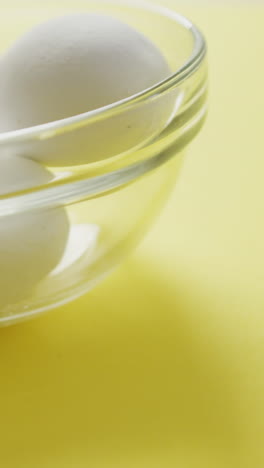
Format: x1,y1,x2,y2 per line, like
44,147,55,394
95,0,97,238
1,2,264,467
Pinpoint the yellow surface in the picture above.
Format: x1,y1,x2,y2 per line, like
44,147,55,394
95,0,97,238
1,2,264,467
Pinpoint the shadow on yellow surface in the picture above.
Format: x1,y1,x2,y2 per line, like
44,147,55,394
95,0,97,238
0,257,244,468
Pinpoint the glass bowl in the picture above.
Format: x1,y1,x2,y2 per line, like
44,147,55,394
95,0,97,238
0,0,207,326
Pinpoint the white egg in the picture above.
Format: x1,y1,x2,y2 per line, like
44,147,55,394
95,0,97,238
0,14,174,166
0,156,69,311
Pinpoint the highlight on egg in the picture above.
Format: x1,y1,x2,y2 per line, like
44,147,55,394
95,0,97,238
0,13,175,166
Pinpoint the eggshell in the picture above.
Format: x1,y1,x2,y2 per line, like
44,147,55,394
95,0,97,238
0,156,69,310
0,14,174,166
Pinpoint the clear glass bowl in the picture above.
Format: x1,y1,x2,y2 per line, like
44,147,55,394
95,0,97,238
0,0,208,325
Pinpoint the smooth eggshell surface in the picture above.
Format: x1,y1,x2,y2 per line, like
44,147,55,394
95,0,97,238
0,156,69,312
0,14,174,166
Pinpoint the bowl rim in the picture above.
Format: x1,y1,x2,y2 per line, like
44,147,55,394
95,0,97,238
0,0,207,146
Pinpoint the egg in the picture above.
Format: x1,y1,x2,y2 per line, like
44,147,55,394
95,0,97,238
0,156,69,311
0,14,174,166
